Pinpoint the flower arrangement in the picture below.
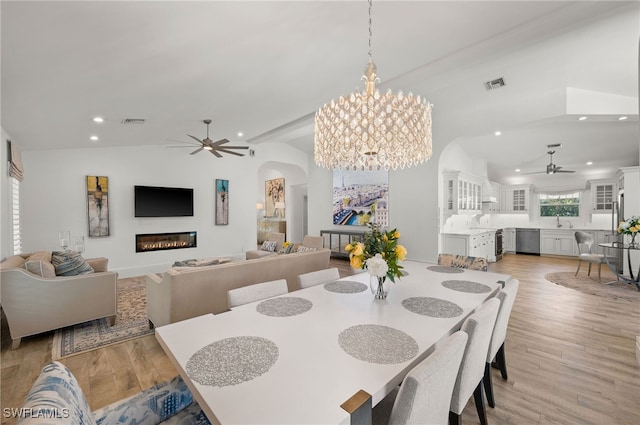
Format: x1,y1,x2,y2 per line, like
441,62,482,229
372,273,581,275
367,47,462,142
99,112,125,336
344,222,407,283
618,216,639,246
618,216,639,236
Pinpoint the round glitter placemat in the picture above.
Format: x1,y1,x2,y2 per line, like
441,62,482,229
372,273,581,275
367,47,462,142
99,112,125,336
427,265,465,274
256,297,312,317
442,280,492,293
338,324,419,364
402,297,463,318
324,280,368,293
186,336,278,387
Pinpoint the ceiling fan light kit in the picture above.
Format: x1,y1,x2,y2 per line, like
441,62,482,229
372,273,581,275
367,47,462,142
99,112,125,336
313,0,432,171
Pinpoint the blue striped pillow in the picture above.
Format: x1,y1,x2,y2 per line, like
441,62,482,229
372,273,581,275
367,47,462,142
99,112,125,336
51,251,94,276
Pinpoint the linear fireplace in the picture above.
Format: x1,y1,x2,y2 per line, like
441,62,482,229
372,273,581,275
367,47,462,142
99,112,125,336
136,231,197,253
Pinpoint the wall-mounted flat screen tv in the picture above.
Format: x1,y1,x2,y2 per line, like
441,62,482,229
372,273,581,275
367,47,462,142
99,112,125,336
134,185,194,217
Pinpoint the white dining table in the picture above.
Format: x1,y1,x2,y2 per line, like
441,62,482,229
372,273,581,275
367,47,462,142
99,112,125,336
155,260,513,425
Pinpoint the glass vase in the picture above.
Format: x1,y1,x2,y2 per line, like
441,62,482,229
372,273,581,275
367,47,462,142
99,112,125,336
370,274,390,300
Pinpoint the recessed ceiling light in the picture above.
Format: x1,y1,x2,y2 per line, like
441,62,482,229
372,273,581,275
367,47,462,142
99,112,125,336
515,169,521,172
89,135,99,141
494,131,501,136
578,116,587,121
618,116,628,121
586,161,593,165
92,117,104,123
237,132,244,137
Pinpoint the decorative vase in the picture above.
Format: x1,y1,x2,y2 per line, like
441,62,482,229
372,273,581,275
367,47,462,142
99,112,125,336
370,274,390,300
630,233,638,248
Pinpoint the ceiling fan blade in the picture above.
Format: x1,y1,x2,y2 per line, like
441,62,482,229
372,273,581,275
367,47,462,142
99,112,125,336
167,145,200,148
186,134,205,145
211,138,231,147
554,170,575,173
215,149,246,157
209,149,223,158
520,171,546,175
190,147,204,155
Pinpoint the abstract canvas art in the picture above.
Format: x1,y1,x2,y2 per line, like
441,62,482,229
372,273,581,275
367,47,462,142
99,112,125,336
265,178,285,218
216,179,229,225
332,169,389,227
87,176,110,237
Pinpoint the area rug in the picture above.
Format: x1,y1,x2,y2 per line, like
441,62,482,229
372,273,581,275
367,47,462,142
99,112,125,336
52,276,154,360
544,272,640,302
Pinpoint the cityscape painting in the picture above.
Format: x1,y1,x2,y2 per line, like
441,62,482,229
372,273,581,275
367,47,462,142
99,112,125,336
332,169,389,227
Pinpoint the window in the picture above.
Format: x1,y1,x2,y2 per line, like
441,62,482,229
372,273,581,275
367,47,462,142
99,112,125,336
10,177,22,254
539,192,581,217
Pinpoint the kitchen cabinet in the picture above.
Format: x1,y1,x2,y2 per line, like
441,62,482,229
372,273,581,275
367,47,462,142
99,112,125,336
504,228,516,252
589,179,616,212
498,185,531,213
443,171,482,214
540,229,577,256
442,231,496,262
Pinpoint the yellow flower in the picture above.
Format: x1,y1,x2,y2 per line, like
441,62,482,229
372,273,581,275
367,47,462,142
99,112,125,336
352,243,364,257
345,243,353,252
393,231,400,239
395,245,407,261
283,241,291,248
350,255,363,269
631,226,638,233
383,234,388,241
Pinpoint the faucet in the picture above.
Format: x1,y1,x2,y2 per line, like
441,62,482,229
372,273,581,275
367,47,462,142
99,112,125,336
567,220,573,229
556,215,562,228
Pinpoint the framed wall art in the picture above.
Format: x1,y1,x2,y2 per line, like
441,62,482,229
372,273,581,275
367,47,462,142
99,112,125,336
332,169,389,227
215,179,229,225
86,176,110,237
265,177,285,218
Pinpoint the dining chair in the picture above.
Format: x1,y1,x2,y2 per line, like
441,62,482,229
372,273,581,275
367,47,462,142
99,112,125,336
574,231,615,283
372,331,468,425
226,279,288,308
437,253,488,272
483,279,520,408
450,297,500,425
297,267,340,289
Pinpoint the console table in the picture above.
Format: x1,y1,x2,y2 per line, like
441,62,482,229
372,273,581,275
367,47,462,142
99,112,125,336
320,229,366,258
599,242,640,291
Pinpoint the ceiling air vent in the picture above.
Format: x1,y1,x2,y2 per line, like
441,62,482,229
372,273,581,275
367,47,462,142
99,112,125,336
121,118,146,125
547,143,562,149
484,77,506,90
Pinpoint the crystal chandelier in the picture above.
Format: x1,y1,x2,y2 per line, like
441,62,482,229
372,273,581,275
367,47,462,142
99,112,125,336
314,0,432,171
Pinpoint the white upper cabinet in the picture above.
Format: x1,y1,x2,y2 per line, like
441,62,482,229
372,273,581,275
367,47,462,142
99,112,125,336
589,179,617,212
443,170,483,214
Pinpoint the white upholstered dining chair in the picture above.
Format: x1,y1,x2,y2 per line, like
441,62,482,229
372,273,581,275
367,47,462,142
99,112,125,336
574,231,616,283
297,267,340,289
372,331,468,425
450,297,500,425
226,279,288,308
483,279,520,408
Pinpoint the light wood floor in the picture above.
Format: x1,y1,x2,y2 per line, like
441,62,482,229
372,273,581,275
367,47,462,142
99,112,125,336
2,254,639,425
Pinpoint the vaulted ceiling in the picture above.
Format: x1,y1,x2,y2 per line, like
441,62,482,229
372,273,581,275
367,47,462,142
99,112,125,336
2,1,638,185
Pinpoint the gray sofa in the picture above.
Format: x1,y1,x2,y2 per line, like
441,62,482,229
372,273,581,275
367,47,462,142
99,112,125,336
0,252,117,349
146,248,331,327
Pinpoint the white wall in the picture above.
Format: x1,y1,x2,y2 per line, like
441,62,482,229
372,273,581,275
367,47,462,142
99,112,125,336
20,142,307,277
1,127,12,260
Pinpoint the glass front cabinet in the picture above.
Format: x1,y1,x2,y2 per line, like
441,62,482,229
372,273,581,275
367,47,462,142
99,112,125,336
443,170,482,214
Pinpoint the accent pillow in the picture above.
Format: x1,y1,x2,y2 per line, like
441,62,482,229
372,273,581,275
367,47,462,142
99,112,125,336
23,260,56,278
278,244,295,254
51,251,95,276
261,240,277,252
296,246,317,253
87,257,109,273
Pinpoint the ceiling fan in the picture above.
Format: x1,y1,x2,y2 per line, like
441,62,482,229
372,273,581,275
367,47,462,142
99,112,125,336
524,150,575,175
170,119,249,158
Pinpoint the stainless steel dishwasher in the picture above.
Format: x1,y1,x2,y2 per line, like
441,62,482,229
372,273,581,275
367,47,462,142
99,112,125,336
516,228,540,255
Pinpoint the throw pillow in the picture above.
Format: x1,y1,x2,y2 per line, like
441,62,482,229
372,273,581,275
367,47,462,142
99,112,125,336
261,240,277,252
296,246,317,253
51,251,95,276
23,260,56,278
278,244,295,254
87,257,109,273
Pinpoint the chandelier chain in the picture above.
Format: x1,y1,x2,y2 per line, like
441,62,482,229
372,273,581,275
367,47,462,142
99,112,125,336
368,0,373,62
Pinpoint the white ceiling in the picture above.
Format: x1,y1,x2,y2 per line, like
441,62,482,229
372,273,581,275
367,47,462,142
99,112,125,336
2,1,638,186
